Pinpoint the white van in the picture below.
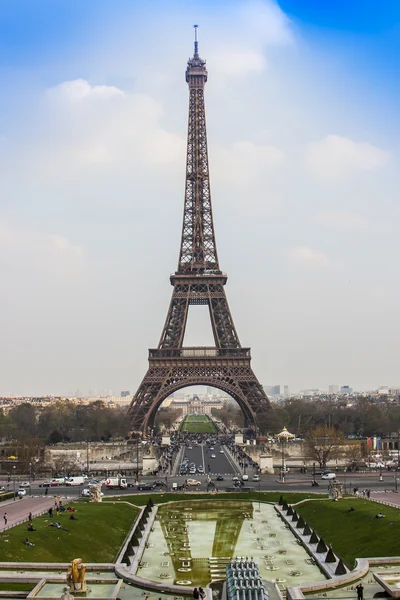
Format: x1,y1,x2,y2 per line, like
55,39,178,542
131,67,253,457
65,476,88,486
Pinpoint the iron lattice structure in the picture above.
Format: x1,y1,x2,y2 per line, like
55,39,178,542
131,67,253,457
128,33,271,434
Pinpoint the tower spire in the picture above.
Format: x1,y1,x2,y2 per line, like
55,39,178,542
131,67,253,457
193,24,199,57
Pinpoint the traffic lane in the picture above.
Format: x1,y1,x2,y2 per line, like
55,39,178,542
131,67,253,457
203,443,236,475
181,444,204,472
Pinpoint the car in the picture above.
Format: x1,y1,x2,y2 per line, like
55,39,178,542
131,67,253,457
137,483,156,491
252,475,260,482
219,450,224,454
153,480,168,488
188,446,192,450
82,488,104,497
87,480,101,487
321,472,336,480
232,476,239,482
39,481,52,487
17,489,27,496
0,486,5,492
210,447,214,451
216,475,224,481
186,479,201,486
242,474,249,481
20,481,31,487
211,454,216,458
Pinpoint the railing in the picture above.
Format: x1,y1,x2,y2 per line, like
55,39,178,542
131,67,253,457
149,347,251,359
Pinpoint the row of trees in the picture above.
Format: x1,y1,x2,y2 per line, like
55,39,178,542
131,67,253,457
214,396,400,438
1,395,400,446
0,400,131,443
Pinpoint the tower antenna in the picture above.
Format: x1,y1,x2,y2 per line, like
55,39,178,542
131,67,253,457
193,24,199,57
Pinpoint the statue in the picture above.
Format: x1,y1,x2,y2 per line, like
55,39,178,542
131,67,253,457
61,588,74,600
89,485,102,503
67,558,87,592
328,480,343,501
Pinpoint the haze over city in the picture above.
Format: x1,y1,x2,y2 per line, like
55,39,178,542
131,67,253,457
0,0,398,396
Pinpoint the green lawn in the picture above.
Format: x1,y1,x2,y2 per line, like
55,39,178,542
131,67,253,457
180,414,217,433
295,497,400,568
0,501,138,563
0,582,35,591
119,491,327,506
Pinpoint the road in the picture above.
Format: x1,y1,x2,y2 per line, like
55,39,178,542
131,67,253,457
5,471,400,498
180,442,239,476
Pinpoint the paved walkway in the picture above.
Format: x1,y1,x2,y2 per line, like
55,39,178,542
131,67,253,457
370,489,400,507
1,497,55,531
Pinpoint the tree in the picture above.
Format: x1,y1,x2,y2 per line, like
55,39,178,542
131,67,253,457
304,426,344,468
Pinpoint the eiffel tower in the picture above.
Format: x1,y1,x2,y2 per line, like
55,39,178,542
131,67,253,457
128,28,271,434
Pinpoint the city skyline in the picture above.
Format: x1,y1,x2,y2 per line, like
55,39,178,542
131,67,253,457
0,1,398,395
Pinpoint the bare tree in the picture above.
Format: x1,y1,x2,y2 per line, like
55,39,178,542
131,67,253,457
305,426,344,469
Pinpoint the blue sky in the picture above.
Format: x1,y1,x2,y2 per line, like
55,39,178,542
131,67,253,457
0,0,398,396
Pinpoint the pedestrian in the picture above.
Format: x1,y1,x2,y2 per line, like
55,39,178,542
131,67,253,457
193,588,200,600
199,587,206,599
28,512,32,521
356,583,364,600
367,489,371,499
3,513,7,525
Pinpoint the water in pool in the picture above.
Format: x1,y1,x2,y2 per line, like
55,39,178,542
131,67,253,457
139,500,324,589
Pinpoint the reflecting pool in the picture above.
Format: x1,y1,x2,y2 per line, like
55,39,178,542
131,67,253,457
139,500,323,589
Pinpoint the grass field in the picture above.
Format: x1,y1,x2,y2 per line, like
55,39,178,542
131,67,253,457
0,501,138,563
295,497,400,567
0,583,35,591
180,414,218,433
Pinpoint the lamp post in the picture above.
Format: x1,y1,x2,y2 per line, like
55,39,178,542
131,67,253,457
12,465,16,501
276,427,295,484
86,440,90,477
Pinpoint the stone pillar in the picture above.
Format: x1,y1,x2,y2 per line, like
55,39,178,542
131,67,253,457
235,434,243,444
142,456,157,473
259,453,274,474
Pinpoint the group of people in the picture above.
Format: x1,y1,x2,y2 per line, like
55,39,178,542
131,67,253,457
353,488,371,499
193,587,206,600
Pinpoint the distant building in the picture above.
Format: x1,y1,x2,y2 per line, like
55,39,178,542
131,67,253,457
264,385,281,396
378,386,389,395
170,394,223,415
340,385,353,395
283,385,289,398
329,385,339,394
120,390,131,397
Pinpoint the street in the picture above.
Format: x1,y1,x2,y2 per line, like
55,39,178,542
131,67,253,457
3,470,400,498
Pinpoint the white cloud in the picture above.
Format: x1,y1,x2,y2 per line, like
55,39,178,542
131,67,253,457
237,0,294,46
0,220,84,282
214,140,285,185
315,211,391,233
305,134,391,180
211,48,266,77
48,79,125,102
289,246,330,266
34,79,186,174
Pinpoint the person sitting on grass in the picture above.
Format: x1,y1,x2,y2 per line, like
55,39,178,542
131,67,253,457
27,522,36,531
69,514,78,521
24,537,35,547
374,513,385,519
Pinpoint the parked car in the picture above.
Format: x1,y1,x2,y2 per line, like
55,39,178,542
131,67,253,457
321,472,336,480
186,479,201,486
137,483,156,491
17,489,27,497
